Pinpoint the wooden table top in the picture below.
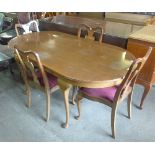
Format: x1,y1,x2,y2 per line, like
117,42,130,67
8,31,134,88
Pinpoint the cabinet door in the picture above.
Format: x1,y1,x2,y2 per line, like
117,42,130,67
127,38,155,83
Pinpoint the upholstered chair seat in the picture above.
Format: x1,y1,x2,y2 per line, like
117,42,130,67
80,86,117,102
80,85,133,103
71,23,105,104
37,71,57,89
27,70,57,89
14,48,59,122
75,47,152,138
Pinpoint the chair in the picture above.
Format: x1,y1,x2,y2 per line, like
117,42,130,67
15,20,39,36
77,24,104,43
75,47,152,138
13,47,59,121
16,12,39,34
71,24,104,104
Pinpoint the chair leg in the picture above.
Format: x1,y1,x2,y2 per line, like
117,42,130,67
27,85,31,108
111,104,118,139
45,90,51,122
61,87,70,128
140,84,152,109
74,94,83,120
127,91,133,119
23,77,31,108
71,86,78,105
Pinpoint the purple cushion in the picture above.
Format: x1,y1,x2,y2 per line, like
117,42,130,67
80,86,118,102
37,72,57,89
28,70,57,89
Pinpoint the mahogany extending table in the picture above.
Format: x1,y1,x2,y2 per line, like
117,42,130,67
8,31,134,128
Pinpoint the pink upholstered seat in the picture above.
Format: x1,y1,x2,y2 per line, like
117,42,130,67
80,86,118,102
76,47,153,139
39,72,57,89
35,71,57,89
13,48,59,122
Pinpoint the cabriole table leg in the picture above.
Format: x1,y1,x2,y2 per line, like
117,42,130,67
58,79,71,128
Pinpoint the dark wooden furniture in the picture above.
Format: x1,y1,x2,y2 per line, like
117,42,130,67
9,31,134,128
127,25,155,108
39,15,128,48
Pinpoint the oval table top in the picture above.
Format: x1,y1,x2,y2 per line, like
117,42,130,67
8,31,135,88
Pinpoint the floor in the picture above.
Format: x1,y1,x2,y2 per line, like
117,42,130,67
0,67,155,142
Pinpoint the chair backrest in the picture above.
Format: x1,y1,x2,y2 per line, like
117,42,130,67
114,47,153,103
14,47,49,91
77,23,104,43
15,20,39,36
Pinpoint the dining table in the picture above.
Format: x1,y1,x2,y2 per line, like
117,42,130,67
8,31,135,128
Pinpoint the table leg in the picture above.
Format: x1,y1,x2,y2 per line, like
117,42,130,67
58,79,71,128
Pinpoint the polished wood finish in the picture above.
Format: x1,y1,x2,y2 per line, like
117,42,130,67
76,47,152,138
9,31,134,127
71,23,104,103
39,15,128,48
39,15,105,36
9,31,134,88
128,26,155,108
14,47,59,121
78,24,104,43
71,24,104,103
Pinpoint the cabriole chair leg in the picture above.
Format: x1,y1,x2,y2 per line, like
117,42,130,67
111,104,117,139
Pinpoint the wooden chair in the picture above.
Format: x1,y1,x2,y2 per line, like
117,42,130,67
38,12,54,19
14,47,59,121
75,47,152,138
77,23,104,43
15,20,39,36
71,24,105,104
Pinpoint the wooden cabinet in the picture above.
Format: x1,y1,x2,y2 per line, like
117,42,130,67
127,25,155,108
